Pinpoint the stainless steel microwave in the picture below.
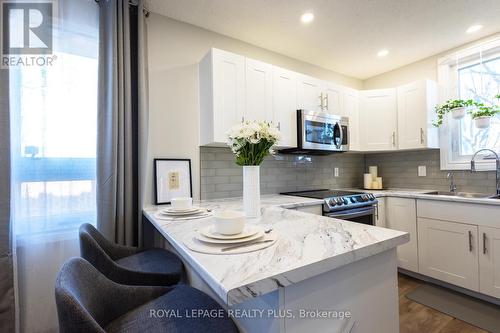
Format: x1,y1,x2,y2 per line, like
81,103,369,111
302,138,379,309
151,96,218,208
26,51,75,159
280,110,349,154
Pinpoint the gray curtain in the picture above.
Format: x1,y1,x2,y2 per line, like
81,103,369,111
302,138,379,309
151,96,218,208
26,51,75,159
97,0,149,246
0,68,15,331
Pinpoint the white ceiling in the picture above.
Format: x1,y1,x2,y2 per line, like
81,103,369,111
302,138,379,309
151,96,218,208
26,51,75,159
145,0,500,80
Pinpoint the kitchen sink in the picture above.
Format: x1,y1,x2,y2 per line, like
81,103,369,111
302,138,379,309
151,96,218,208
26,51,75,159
425,191,500,199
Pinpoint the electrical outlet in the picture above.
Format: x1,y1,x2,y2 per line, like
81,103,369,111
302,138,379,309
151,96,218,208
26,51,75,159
418,165,427,177
334,167,339,177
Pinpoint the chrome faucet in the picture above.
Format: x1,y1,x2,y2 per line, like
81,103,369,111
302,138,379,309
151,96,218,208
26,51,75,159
447,172,457,193
470,149,500,195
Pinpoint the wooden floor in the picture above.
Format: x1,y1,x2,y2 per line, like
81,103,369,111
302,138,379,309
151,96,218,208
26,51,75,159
398,274,488,333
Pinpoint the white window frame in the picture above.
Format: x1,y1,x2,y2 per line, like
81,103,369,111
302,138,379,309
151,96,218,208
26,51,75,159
438,35,500,171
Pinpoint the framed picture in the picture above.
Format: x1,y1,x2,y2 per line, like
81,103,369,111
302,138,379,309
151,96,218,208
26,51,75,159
154,158,193,205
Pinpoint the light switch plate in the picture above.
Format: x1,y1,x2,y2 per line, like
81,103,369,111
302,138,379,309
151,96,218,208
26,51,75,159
334,167,339,177
418,165,426,177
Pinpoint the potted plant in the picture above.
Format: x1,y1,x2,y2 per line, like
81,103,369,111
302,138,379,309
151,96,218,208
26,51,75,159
226,121,281,218
469,103,500,129
433,99,474,127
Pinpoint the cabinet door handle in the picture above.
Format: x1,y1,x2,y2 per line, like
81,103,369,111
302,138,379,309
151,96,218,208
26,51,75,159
319,93,324,109
420,128,424,144
241,116,245,123
325,94,329,110
483,232,487,254
392,132,396,146
277,122,281,130
468,231,473,252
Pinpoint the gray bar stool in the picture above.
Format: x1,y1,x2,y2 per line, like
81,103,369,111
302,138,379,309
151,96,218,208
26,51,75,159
79,223,184,286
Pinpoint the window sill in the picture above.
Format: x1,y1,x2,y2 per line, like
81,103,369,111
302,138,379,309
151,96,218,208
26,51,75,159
440,160,497,171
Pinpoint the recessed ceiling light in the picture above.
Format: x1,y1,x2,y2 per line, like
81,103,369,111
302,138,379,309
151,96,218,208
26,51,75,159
300,12,314,24
466,25,483,34
377,49,389,57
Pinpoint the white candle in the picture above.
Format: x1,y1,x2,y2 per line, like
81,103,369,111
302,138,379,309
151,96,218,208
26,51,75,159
369,166,378,179
364,173,373,189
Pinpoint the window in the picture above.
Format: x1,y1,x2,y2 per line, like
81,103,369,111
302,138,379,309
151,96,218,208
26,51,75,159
10,3,99,235
438,37,500,170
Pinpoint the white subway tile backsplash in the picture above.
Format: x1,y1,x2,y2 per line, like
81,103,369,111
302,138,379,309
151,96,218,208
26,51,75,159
200,147,364,200
201,148,498,200
365,149,496,194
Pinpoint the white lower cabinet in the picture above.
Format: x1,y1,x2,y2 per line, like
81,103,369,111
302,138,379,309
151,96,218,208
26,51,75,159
375,197,386,228
479,226,500,298
417,218,479,291
386,198,418,272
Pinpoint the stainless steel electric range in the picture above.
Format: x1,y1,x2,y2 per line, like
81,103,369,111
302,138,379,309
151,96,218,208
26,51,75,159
281,189,378,225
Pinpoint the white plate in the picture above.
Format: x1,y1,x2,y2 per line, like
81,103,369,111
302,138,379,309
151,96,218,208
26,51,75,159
184,233,278,255
163,206,200,213
195,230,265,244
199,225,261,240
160,207,204,216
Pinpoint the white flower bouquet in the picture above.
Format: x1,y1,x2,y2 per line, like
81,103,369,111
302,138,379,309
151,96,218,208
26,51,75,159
226,120,281,166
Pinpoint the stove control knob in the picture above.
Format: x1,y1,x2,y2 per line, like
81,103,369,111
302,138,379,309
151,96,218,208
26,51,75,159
336,198,343,205
361,195,368,202
329,198,336,206
369,194,375,201
343,198,349,204
350,197,356,203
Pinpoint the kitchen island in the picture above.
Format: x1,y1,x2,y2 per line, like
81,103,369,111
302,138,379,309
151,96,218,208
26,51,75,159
143,195,409,333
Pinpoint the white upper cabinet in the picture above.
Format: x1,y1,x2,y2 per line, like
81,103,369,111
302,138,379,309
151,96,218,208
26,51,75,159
199,48,245,145
359,89,398,151
344,88,360,151
272,66,297,148
296,74,323,112
245,58,273,122
199,48,438,151
397,80,438,150
323,83,344,115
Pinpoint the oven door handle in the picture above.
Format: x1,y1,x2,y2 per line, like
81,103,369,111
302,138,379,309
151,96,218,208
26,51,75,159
327,207,375,219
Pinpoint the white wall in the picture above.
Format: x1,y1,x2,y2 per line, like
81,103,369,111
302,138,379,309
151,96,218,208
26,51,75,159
146,14,362,204
363,32,500,89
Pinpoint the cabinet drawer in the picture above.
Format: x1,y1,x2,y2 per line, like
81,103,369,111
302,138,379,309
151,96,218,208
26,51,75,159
417,199,500,228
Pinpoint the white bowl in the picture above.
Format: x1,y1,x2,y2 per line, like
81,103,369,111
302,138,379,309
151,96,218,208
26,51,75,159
213,210,245,235
170,197,193,211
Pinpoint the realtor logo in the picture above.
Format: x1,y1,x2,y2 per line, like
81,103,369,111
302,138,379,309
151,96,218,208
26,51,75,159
2,1,53,54
1,0,56,67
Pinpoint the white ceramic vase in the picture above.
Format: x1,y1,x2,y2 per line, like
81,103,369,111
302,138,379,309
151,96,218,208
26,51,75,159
451,107,466,119
474,116,491,129
243,165,261,218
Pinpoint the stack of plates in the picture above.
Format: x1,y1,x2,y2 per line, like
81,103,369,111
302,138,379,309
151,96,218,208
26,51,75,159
156,207,211,220
160,206,205,216
182,225,277,254
196,225,264,244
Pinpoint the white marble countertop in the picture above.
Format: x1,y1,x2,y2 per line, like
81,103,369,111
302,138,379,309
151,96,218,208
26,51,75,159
143,195,408,306
346,188,500,206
